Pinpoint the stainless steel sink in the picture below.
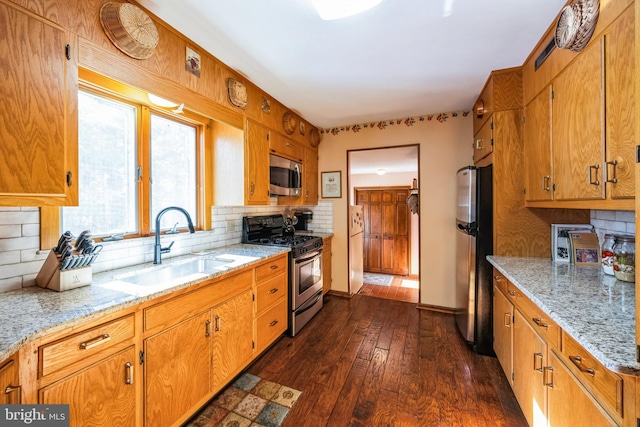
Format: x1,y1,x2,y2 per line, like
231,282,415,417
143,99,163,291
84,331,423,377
117,257,234,287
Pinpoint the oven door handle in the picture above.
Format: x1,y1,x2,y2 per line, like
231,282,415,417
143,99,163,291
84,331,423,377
296,292,323,315
294,250,322,264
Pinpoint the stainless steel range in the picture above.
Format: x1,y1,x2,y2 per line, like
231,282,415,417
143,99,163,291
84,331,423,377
242,214,324,336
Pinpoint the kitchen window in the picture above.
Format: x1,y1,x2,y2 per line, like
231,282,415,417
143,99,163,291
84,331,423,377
44,69,213,244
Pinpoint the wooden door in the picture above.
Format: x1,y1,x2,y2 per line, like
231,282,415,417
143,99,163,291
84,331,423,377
552,39,605,201
547,351,616,426
492,286,513,384
357,188,410,275
604,7,635,199
245,120,270,205
0,0,78,206
40,346,136,427
145,311,211,427
212,290,254,392
524,87,553,201
512,310,547,427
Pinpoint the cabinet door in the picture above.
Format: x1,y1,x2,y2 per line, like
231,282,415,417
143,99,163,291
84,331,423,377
322,237,332,294
304,148,319,204
40,346,136,427
604,7,635,199
493,286,513,384
552,39,605,201
0,1,78,206
547,351,616,426
524,87,553,201
212,290,254,392
512,310,547,427
245,120,270,205
145,311,212,427
0,356,20,404
473,118,493,163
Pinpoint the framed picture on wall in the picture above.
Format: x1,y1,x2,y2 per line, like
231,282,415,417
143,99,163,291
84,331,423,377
321,171,341,198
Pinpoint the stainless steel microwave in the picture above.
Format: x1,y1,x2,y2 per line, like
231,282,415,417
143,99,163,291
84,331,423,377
270,154,302,196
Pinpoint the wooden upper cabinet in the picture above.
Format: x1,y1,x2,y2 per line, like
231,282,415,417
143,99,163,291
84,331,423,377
269,132,304,162
304,148,318,204
0,1,78,206
473,68,523,135
551,39,605,201
245,120,270,205
523,87,553,202
604,7,635,199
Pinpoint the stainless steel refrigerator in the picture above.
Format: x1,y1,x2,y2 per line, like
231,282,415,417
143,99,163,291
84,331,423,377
455,165,493,356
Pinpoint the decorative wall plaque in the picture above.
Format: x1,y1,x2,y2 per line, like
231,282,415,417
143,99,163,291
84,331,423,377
226,78,248,109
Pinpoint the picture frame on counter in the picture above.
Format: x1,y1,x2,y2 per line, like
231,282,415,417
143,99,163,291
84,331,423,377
551,224,594,263
321,171,341,198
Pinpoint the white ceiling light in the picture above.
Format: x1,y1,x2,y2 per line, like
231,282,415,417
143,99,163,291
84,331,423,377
312,0,382,20
376,168,386,175
148,93,185,113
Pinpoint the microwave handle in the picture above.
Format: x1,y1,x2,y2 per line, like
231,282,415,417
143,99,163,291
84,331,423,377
294,162,302,190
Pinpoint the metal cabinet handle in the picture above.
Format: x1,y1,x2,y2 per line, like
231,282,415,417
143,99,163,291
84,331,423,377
215,315,221,332
605,160,618,184
543,366,554,388
569,355,595,376
286,142,293,147
493,275,502,282
533,353,543,373
124,362,133,385
79,334,110,350
588,164,600,186
270,265,278,270
269,320,279,327
475,139,483,150
532,317,548,329
250,182,255,195
268,288,279,294
5,385,22,403
507,289,519,297
504,313,511,327
542,175,551,191
205,319,212,337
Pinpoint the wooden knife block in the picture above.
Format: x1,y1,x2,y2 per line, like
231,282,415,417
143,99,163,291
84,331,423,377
35,250,92,291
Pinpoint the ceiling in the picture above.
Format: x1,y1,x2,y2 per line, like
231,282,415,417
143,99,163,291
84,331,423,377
137,0,566,129
349,146,418,175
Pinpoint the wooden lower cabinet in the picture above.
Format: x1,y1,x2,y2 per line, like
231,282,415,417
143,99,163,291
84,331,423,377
0,354,20,404
322,236,332,294
512,309,547,427
212,290,254,393
547,351,616,426
145,311,212,427
40,346,137,427
493,286,513,384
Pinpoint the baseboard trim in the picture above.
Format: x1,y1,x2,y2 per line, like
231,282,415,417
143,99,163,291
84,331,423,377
326,290,352,298
416,303,456,314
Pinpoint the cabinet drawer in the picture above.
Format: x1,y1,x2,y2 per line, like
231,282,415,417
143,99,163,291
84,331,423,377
256,297,287,352
270,134,304,161
39,314,134,377
492,268,508,294
145,269,252,332
256,273,287,314
255,256,287,283
562,331,623,417
506,282,561,349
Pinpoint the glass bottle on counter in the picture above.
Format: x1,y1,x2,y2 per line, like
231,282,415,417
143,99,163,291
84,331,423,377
600,234,616,276
613,235,635,282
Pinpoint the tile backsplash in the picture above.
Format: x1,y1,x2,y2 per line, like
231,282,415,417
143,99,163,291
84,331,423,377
0,201,334,293
590,210,636,242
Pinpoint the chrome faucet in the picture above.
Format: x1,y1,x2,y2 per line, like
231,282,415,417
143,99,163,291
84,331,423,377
154,206,195,264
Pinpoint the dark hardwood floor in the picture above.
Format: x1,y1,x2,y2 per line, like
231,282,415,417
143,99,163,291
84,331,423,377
360,275,419,303
247,294,527,427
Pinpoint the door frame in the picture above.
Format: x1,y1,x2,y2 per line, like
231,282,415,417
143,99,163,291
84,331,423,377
346,144,420,300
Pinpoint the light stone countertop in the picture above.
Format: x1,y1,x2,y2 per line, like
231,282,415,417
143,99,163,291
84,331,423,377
488,256,638,375
0,244,289,362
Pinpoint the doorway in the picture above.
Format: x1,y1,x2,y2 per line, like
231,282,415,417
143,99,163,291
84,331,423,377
347,145,420,303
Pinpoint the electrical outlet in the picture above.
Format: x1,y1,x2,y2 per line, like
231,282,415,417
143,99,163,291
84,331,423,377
226,220,235,232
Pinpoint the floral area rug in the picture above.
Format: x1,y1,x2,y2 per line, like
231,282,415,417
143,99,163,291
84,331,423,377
363,272,394,286
185,373,301,427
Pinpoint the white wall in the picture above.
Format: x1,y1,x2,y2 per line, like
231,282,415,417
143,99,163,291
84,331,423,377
350,171,420,275
319,114,472,308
